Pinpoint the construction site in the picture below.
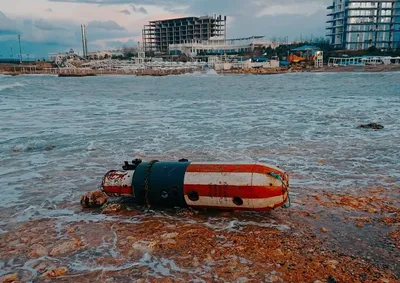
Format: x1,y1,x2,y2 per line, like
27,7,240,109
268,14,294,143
2,14,400,77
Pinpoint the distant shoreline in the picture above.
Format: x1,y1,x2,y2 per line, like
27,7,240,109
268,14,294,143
2,63,400,77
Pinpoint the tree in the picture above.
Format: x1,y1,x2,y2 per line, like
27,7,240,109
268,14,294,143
366,46,379,55
122,45,137,57
177,53,189,62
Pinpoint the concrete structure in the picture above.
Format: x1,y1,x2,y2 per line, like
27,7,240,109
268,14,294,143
328,55,400,65
48,49,84,67
169,36,280,57
143,15,227,53
87,51,112,60
326,0,400,50
314,51,324,68
49,49,125,63
81,25,88,58
207,55,280,71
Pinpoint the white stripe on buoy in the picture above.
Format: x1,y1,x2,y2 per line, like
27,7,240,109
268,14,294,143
184,193,287,208
184,172,282,187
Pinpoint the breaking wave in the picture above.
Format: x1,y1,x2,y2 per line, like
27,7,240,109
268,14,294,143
0,82,25,91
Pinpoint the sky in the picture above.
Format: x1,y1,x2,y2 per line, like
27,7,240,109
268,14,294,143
0,0,332,59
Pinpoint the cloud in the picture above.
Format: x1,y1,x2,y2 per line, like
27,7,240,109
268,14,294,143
1,0,334,57
130,4,148,14
0,38,80,60
138,7,148,14
87,20,126,30
98,38,138,49
163,6,189,14
254,1,328,17
0,10,19,35
48,0,187,5
34,19,65,31
120,9,130,15
184,0,331,39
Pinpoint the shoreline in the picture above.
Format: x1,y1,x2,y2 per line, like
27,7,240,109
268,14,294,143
2,63,400,77
0,186,398,282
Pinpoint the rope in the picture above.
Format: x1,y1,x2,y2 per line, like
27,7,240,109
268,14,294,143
268,172,291,208
144,160,158,209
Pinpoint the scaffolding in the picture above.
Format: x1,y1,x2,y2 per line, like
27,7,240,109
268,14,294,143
142,15,227,54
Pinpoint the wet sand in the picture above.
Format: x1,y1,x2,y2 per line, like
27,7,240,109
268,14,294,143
1,186,398,282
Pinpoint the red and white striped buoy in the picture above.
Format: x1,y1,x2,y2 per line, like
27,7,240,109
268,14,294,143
100,160,289,212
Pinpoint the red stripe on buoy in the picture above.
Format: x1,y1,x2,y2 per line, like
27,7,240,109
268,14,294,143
102,185,132,195
183,184,284,199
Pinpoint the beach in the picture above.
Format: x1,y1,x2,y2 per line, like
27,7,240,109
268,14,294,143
0,72,399,282
2,62,400,77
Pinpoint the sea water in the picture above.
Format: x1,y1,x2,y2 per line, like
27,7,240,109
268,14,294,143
1,72,399,212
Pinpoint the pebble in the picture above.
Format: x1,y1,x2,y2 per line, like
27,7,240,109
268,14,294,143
192,257,200,267
45,146,56,151
32,262,51,273
126,236,136,242
49,239,84,256
161,232,178,239
358,123,384,130
131,241,155,253
161,239,177,245
266,274,282,282
274,249,284,256
42,266,68,277
321,227,328,233
28,244,49,258
0,273,18,283
326,260,339,266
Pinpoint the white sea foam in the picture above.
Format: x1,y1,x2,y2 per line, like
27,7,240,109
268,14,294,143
0,82,25,91
182,69,219,77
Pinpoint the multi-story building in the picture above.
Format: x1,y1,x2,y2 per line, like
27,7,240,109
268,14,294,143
168,36,280,57
142,15,227,54
326,0,400,50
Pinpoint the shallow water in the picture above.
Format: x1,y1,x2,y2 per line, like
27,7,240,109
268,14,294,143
0,72,399,279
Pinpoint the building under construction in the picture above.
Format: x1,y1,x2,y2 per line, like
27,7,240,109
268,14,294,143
142,15,227,54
